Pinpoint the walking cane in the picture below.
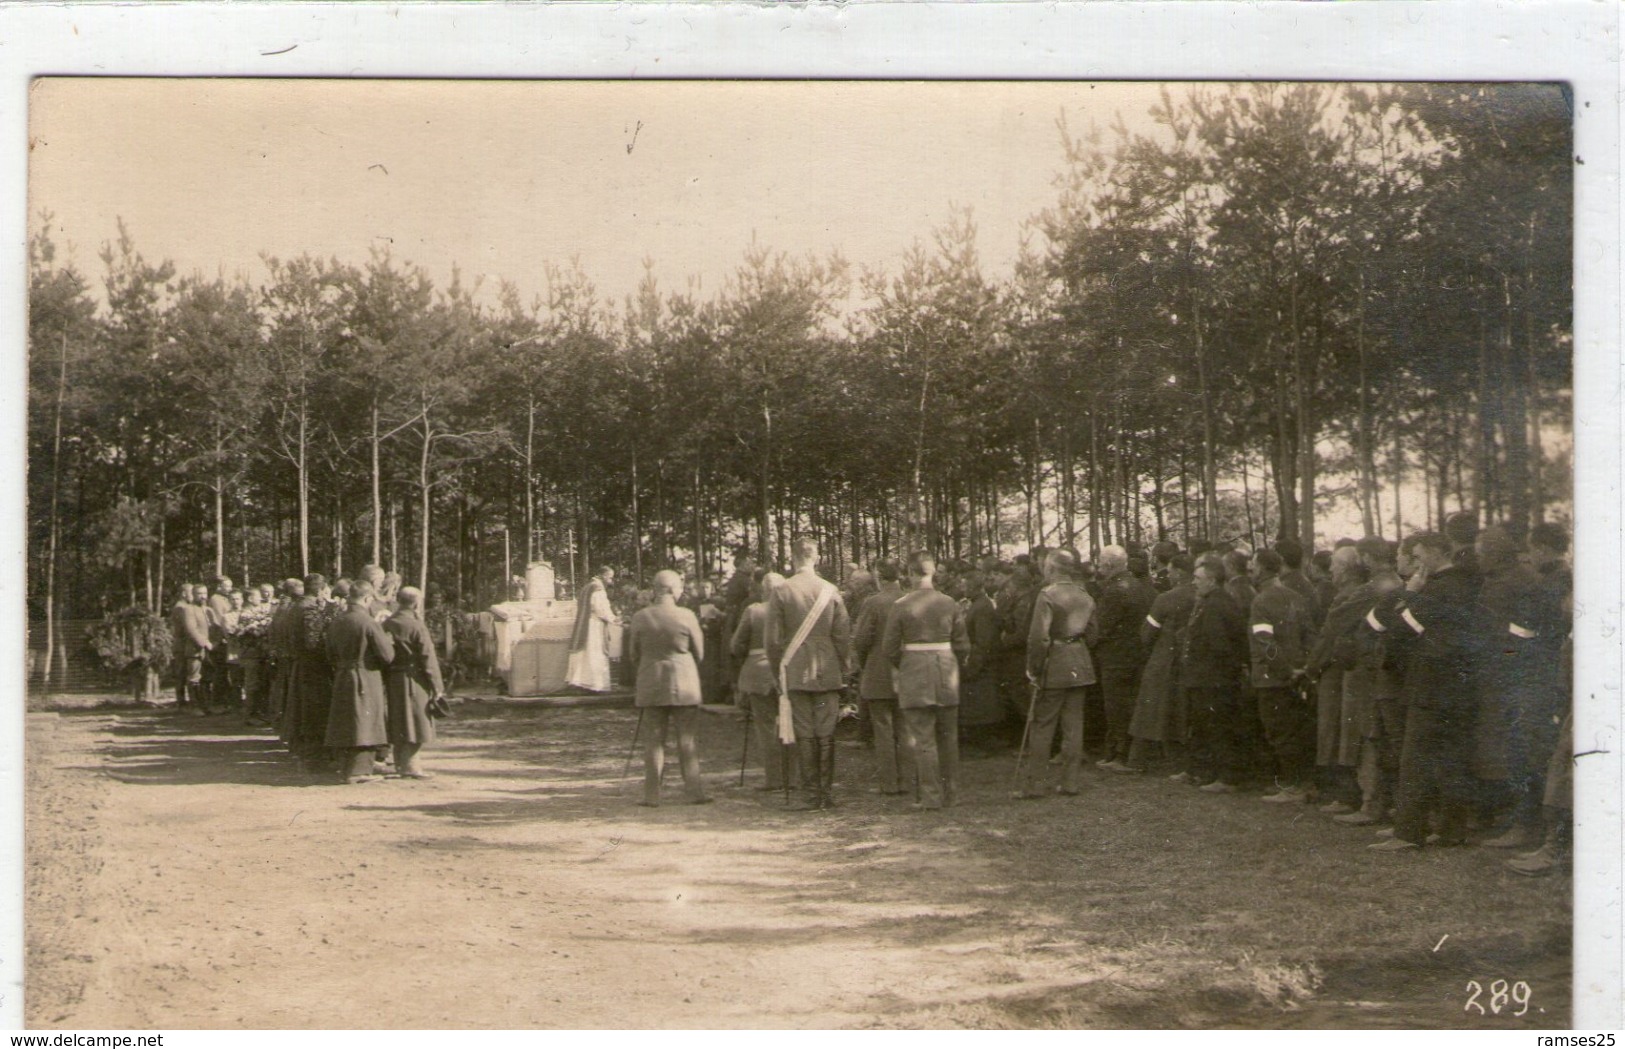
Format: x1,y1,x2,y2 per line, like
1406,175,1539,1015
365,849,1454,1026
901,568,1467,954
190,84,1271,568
622,708,646,781
738,703,752,787
1011,637,1054,794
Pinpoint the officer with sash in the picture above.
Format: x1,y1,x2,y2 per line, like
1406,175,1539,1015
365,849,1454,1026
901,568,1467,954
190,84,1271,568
766,537,852,810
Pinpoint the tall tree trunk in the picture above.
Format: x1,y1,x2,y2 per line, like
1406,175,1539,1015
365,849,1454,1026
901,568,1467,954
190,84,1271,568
1291,280,1315,551
333,488,344,576
418,415,432,591
524,396,536,563
910,331,931,549
1092,409,1105,558
758,405,773,564
630,448,643,583
1391,417,1405,540
1196,299,1220,531
1501,272,1531,537
1270,332,1299,543
1475,310,1495,518
42,331,68,689
214,428,226,578
1527,301,1545,528
297,391,311,576
1355,269,1377,537
371,397,383,564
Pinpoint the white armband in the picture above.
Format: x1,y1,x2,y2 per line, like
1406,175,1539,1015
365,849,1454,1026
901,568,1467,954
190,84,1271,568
1365,610,1388,633
1145,615,1161,629
1508,623,1536,639
1400,608,1425,634
1251,623,1275,636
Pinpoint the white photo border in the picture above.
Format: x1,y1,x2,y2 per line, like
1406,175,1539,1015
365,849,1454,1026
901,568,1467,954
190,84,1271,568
0,0,1618,1034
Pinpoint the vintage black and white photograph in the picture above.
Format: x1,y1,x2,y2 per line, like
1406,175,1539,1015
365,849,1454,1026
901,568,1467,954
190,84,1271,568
23,74,1585,1029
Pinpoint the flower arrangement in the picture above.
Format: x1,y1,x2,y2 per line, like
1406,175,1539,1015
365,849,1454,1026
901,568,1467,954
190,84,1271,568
86,606,173,702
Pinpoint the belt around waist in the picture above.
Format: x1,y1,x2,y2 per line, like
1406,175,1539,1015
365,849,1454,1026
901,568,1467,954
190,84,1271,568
902,642,953,652
747,648,766,656
1050,636,1087,644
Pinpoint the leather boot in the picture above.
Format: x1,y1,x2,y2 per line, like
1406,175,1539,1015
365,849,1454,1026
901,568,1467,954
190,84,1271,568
794,739,821,810
817,737,837,809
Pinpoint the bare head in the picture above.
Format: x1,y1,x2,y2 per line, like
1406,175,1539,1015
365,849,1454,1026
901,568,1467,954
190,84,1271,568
1330,545,1362,587
397,585,424,611
1044,548,1078,581
791,537,819,570
349,579,376,605
1098,545,1128,576
905,550,936,583
360,564,385,587
653,569,684,599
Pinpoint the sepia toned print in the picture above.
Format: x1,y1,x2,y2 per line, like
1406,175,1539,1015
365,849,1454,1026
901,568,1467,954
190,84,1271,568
25,78,1572,1029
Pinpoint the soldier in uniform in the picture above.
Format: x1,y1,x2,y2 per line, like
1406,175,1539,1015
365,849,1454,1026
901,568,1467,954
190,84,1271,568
1367,533,1482,852
383,586,444,779
323,579,396,784
1473,525,1566,850
851,559,910,795
1093,546,1157,770
883,551,970,810
731,570,793,791
1182,559,1250,793
1273,540,1322,625
265,578,304,727
628,569,710,807
961,564,1008,749
170,583,210,714
1339,537,1407,826
997,560,1042,745
766,537,851,811
1150,541,1180,593
1248,548,1317,803
1013,550,1098,798
1305,546,1370,814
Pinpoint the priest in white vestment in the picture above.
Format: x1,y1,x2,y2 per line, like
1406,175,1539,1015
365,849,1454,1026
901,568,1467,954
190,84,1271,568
567,565,618,691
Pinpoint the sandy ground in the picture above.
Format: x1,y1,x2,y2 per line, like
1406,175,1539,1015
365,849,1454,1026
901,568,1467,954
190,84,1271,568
25,701,1571,1029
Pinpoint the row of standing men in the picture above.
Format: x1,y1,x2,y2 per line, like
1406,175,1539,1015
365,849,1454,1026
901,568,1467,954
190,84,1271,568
169,567,448,783
706,521,1571,877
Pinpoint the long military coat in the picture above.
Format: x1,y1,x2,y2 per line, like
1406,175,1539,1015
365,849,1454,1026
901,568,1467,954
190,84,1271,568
324,604,395,749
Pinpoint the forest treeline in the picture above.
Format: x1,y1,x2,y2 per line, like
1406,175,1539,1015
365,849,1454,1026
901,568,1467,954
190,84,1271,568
27,82,1572,627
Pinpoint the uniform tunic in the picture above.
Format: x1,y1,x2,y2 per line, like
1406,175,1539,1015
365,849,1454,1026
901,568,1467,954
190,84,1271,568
766,569,851,693
627,601,705,708
383,609,444,747
852,583,905,701
729,603,774,697
882,588,970,709
1026,581,1098,689
883,586,969,807
323,605,396,749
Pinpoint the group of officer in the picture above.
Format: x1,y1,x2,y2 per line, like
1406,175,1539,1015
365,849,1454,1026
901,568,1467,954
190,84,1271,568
169,564,448,784
704,517,1570,878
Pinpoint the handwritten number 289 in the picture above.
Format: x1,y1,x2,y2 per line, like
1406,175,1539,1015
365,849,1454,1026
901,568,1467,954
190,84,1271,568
1465,979,1531,1016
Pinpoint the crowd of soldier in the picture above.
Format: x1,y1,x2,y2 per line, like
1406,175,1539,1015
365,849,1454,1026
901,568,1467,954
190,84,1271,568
167,564,447,784
709,516,1571,878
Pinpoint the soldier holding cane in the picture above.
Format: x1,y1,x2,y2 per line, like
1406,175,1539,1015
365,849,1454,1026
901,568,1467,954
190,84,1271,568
1012,549,1098,799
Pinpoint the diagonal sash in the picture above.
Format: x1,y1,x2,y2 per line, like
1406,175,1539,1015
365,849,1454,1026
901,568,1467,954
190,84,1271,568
775,580,835,745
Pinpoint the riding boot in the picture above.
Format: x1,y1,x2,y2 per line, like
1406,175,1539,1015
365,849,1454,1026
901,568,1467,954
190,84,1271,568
795,739,821,810
817,737,837,809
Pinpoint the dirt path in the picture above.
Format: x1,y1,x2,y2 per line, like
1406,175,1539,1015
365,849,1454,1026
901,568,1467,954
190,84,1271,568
26,702,1571,1029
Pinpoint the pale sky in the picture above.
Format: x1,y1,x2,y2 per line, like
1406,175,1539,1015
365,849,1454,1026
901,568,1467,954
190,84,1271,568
29,78,1164,311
